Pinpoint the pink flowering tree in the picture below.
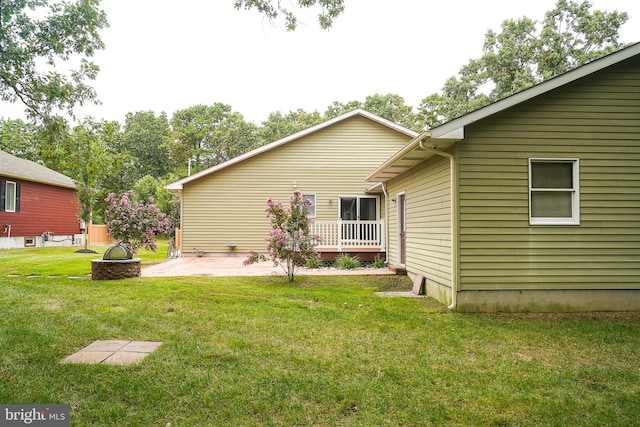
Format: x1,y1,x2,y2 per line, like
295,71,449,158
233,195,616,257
103,191,171,253
245,191,321,282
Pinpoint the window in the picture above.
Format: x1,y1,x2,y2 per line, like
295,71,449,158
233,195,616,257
302,194,316,217
339,196,378,221
529,159,579,225
0,180,20,213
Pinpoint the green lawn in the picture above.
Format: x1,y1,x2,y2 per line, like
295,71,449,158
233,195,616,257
1,246,639,426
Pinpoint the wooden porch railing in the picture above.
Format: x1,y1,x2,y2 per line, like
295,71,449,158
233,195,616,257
311,220,385,251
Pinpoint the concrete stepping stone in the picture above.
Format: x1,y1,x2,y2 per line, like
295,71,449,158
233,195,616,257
62,340,162,366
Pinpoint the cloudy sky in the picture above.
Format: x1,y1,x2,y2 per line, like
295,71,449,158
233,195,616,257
2,0,640,124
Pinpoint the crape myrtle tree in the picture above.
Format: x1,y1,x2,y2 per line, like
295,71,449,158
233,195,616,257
132,174,181,238
245,191,321,282
103,190,171,253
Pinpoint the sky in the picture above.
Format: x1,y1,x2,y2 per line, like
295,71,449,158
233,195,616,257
2,0,640,125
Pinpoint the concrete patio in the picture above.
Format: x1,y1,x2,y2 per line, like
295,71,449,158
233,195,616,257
141,256,394,277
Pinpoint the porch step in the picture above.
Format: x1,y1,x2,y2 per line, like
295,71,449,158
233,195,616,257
388,264,407,275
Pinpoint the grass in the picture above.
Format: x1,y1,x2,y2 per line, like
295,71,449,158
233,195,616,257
1,247,639,426
0,243,168,277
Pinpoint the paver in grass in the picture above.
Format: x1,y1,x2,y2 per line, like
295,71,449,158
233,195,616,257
375,291,424,297
62,340,162,366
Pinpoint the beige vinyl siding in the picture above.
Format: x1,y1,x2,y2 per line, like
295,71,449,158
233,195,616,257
387,155,452,287
458,57,640,290
181,116,411,254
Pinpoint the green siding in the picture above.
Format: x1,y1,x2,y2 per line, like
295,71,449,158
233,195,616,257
458,56,640,290
181,116,412,254
387,156,452,287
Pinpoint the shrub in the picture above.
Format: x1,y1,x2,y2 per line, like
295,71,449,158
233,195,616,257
372,255,387,269
304,257,325,269
334,254,361,270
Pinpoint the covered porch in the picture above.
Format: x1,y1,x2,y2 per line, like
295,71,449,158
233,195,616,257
311,219,385,262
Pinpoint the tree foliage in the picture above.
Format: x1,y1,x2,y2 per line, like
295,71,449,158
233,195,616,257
324,94,419,130
258,109,324,143
417,0,629,129
132,174,180,227
0,0,108,119
0,118,40,160
167,104,258,176
233,0,345,30
121,111,172,185
62,118,124,228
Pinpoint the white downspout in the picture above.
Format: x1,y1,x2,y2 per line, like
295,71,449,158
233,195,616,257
381,182,390,264
418,142,458,310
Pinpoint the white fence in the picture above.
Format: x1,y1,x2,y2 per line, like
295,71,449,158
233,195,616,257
311,220,385,251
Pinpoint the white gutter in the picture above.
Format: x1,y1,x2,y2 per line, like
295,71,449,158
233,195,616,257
418,141,458,310
365,181,390,264
381,182,390,264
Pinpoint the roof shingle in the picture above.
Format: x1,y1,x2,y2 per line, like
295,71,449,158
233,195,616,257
0,150,76,189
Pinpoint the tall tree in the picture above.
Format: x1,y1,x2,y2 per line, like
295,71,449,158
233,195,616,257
0,118,40,160
362,94,418,130
233,0,345,30
168,103,257,176
323,100,361,119
322,95,418,130
0,0,108,119
258,109,323,144
132,175,174,216
64,119,123,227
121,111,172,184
417,0,629,129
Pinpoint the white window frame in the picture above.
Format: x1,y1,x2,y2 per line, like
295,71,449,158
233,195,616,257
338,195,380,221
529,158,580,226
302,194,316,218
5,181,16,213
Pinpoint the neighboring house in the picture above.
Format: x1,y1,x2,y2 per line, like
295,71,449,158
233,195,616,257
0,150,81,249
167,109,418,259
366,43,640,312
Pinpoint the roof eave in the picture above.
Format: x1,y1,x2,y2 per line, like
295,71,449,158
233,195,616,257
366,131,430,182
1,171,76,189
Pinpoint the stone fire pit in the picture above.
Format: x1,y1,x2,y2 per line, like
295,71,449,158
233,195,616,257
91,258,141,280
91,243,141,280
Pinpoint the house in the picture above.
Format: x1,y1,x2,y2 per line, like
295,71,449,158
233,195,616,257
167,109,418,259
0,150,82,249
366,43,640,312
